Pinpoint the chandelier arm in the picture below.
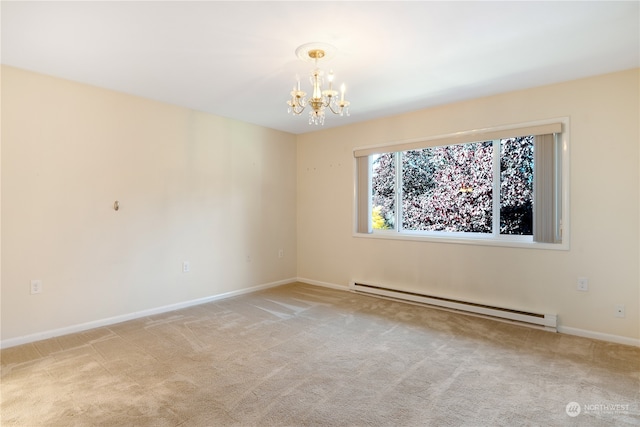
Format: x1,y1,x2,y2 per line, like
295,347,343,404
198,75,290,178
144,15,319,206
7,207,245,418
292,105,306,115
326,103,342,115
287,96,307,115
293,98,305,109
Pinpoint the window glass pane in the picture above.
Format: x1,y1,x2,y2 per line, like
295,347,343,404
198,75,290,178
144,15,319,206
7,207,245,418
401,141,493,232
371,152,395,230
500,136,534,235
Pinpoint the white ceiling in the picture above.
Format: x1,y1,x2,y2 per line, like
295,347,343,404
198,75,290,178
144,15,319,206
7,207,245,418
2,1,639,135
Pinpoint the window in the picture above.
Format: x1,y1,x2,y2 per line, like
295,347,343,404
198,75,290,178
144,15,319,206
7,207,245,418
355,121,567,248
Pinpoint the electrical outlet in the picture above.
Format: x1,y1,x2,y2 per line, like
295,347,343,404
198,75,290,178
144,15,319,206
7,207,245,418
278,249,284,258
30,280,42,295
614,304,625,318
182,261,190,273
576,277,589,292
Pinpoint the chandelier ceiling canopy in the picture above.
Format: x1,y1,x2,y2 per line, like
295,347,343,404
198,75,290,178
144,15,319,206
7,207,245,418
287,42,350,126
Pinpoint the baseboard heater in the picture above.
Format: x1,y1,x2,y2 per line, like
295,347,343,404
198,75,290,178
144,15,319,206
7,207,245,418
350,282,557,332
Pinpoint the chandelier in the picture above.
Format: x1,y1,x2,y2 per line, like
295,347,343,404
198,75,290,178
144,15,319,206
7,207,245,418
287,43,350,125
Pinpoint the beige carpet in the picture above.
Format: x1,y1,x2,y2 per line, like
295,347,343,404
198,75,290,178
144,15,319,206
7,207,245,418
1,282,639,426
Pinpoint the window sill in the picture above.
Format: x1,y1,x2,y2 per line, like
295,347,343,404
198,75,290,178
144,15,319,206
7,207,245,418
353,230,569,251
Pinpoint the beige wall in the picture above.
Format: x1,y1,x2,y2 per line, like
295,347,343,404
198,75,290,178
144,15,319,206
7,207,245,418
1,66,297,342
2,66,639,346
297,69,640,343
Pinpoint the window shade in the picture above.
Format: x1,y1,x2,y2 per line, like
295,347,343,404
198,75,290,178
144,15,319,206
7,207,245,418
356,156,372,234
533,134,557,243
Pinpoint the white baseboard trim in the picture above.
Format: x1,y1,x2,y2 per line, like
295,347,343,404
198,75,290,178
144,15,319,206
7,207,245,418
557,326,640,347
0,277,297,349
299,278,640,348
296,277,349,291
6,277,637,349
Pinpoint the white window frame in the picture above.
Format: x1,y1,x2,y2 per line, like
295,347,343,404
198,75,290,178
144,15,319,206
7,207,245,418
353,118,570,250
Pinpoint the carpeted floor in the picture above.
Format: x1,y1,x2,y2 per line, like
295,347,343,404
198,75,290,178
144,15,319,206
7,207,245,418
1,282,639,426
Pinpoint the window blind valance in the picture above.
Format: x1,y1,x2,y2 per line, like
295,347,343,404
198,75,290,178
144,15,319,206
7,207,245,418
354,122,562,158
